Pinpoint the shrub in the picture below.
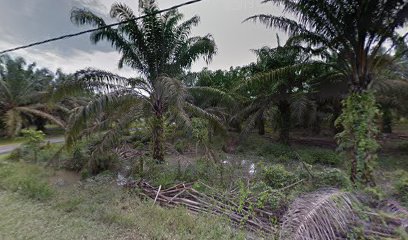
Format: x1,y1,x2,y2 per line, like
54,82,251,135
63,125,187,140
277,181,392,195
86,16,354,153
261,164,297,189
397,141,408,153
299,148,343,166
395,170,408,207
174,140,188,154
312,168,351,189
363,187,385,202
66,143,88,171
257,144,293,159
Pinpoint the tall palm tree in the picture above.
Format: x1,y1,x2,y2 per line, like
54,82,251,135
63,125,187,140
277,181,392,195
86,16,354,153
248,0,408,93
247,0,408,185
68,1,220,163
0,55,65,137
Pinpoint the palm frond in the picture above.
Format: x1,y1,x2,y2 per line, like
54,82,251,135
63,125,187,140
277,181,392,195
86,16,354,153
184,102,225,132
245,15,308,35
280,189,360,240
15,106,66,129
188,86,235,106
4,109,23,137
66,92,142,146
236,63,307,90
239,108,265,139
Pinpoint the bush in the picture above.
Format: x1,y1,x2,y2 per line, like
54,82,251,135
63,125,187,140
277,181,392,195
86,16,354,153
174,140,188,154
363,187,385,202
261,164,297,189
394,170,408,207
312,168,351,189
66,143,88,171
257,144,294,159
299,148,343,166
397,141,408,153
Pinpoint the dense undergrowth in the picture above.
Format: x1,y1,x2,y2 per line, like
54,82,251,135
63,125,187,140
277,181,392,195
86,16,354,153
1,130,407,239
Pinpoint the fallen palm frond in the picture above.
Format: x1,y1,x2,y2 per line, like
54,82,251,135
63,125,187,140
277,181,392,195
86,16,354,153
121,178,408,238
280,188,358,240
127,180,277,234
280,189,408,240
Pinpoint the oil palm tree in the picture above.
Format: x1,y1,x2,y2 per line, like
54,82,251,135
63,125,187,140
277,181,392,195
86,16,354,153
0,55,65,137
235,40,317,145
68,1,219,163
247,0,408,185
370,51,408,133
248,0,408,92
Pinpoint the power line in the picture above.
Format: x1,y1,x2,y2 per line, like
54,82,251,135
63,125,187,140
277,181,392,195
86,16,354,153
0,0,203,55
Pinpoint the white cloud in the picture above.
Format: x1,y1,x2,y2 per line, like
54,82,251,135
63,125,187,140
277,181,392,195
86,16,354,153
0,0,285,74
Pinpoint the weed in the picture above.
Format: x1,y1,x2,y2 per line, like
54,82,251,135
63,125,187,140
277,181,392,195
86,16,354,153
298,148,343,166
397,141,408,153
312,168,351,189
260,164,298,189
394,170,408,207
0,162,54,201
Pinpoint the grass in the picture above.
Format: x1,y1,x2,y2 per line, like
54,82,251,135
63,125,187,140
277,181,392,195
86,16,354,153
0,137,25,146
0,157,247,240
0,159,54,200
0,154,9,161
0,192,127,240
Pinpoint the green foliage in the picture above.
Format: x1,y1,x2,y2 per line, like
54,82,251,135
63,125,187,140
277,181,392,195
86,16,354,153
0,162,54,200
0,170,244,240
336,92,381,185
67,1,221,163
394,170,408,207
298,148,343,166
312,168,352,189
9,130,48,163
192,118,209,143
257,143,294,159
397,141,408,153
21,129,45,145
0,55,66,137
67,142,88,171
251,181,288,211
174,140,188,154
363,187,385,202
260,164,297,189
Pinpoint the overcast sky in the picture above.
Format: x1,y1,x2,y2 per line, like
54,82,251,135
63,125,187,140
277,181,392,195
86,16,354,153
0,0,285,77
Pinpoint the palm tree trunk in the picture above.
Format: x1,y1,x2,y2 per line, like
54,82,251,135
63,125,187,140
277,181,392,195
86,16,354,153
312,115,322,135
331,101,343,135
34,118,46,132
350,151,357,184
152,98,165,164
381,106,392,134
278,100,291,145
256,112,265,135
152,114,164,163
339,75,378,186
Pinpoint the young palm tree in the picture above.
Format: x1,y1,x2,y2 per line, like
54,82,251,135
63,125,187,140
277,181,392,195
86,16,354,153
235,41,316,145
68,1,219,163
247,0,408,184
0,55,65,137
371,52,408,133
